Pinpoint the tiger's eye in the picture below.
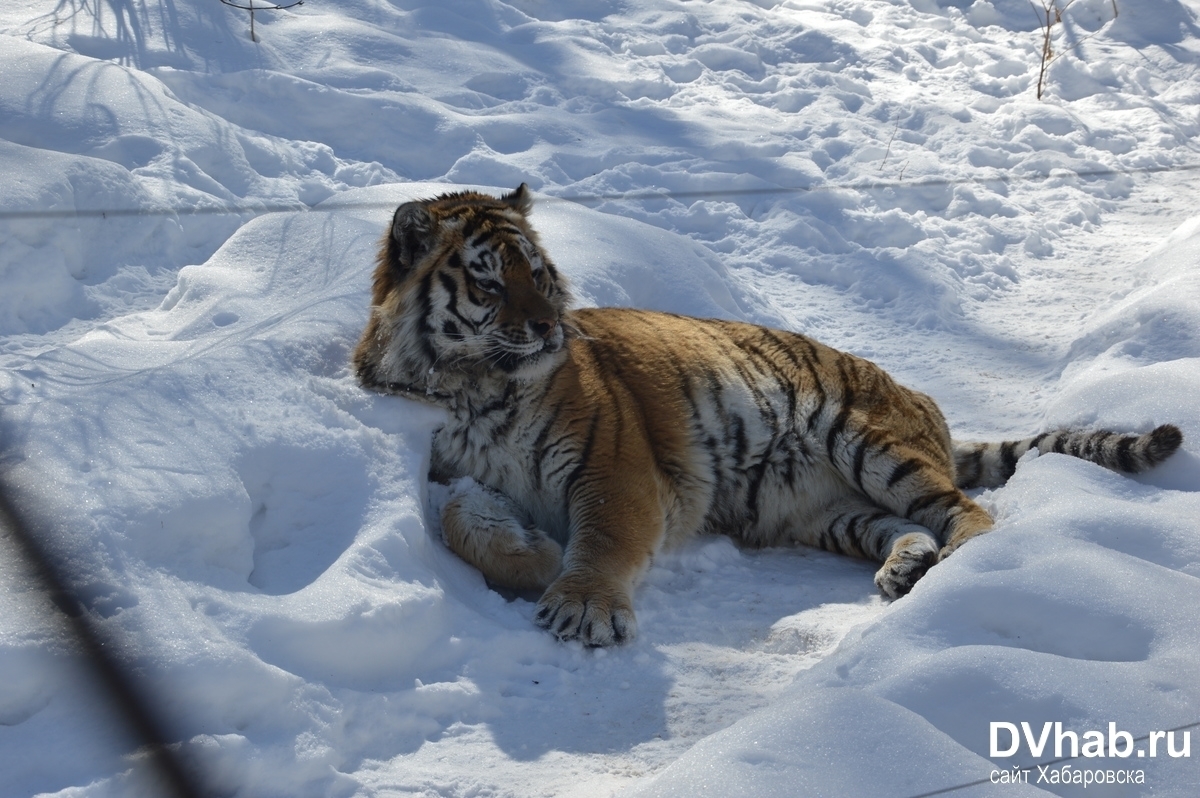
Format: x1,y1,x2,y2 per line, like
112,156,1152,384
477,279,503,294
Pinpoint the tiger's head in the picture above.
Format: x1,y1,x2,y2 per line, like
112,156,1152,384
353,185,573,399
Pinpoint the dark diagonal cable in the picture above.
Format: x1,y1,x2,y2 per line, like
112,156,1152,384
0,480,204,798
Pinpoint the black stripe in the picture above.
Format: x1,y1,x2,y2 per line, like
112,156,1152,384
1052,434,1067,454
756,327,788,357
474,395,508,418
463,278,495,307
859,510,893,558
888,458,922,488
795,339,828,433
563,410,601,500
701,365,723,401
817,526,832,554
1116,435,1137,472
797,335,824,366
805,385,827,434
491,385,521,438
783,442,799,486
531,405,566,483
730,414,748,467
680,373,705,428
704,435,723,472
851,433,873,488
437,269,477,332
710,328,776,423
838,514,860,557
825,520,845,555
961,447,984,485
761,329,811,385
700,366,733,467
460,212,490,242
1068,434,1086,458
731,346,779,430
825,387,855,460
542,452,578,484
744,460,768,525
453,304,481,334
999,441,1019,476
905,489,959,519
436,270,459,310
781,379,798,427
493,411,519,439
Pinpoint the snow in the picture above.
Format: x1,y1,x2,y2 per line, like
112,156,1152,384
1,0,1199,796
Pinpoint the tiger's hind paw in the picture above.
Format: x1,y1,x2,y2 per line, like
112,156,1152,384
874,532,939,600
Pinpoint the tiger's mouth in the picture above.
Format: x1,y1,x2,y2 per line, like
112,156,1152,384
486,324,568,374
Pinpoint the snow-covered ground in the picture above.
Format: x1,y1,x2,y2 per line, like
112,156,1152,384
2,1,1199,795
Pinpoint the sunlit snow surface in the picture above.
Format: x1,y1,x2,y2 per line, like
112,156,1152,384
1,1,1199,796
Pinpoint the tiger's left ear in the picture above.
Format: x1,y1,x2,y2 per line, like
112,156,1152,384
390,200,438,276
501,183,533,215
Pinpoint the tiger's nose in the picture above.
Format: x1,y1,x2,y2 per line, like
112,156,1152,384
530,318,558,340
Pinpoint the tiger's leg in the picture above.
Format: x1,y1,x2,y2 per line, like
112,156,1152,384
533,486,660,646
807,499,940,599
829,427,994,561
883,467,992,561
533,431,666,647
441,484,563,591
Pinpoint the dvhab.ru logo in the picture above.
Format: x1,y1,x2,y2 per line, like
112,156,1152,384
991,722,1191,759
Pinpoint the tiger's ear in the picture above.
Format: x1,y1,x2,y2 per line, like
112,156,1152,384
501,183,533,215
389,200,438,274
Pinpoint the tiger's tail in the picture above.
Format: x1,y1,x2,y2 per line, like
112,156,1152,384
953,424,1183,489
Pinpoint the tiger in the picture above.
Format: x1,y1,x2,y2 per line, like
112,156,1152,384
352,185,1183,647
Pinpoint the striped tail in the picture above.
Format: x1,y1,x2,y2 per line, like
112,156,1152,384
953,424,1183,489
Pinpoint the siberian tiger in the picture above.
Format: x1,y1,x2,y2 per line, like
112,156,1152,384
353,185,1183,647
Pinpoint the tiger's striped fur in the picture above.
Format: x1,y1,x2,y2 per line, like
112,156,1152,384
353,185,1184,647
954,426,1182,489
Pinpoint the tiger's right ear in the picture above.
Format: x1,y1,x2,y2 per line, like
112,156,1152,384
389,201,437,275
501,183,533,215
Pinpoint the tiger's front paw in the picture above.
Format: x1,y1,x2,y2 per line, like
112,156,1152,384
534,572,637,647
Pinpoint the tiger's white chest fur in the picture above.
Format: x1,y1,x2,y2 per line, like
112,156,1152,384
430,377,575,543
429,357,850,555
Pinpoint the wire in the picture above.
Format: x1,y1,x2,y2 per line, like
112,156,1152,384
2,161,1199,221
218,0,303,8
549,161,1200,203
0,202,309,220
902,719,1200,798
0,481,204,798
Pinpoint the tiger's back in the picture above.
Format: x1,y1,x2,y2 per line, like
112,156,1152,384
559,308,960,550
354,185,1183,647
